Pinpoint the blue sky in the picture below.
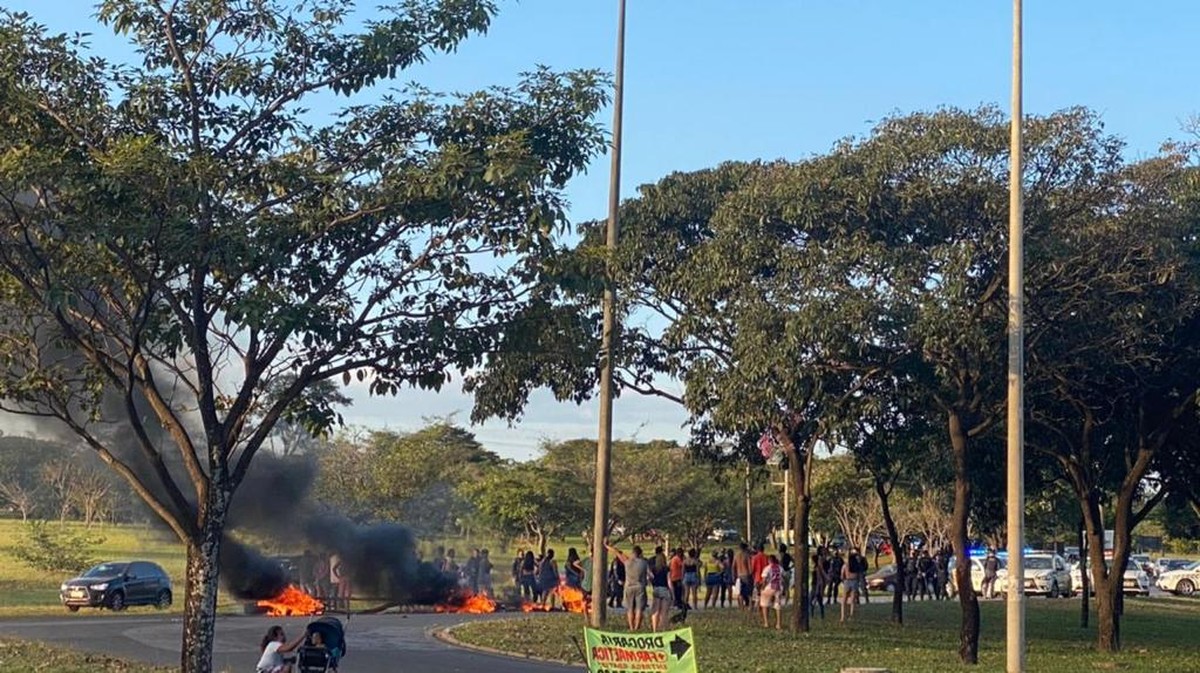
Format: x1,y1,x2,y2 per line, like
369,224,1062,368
7,1,1198,459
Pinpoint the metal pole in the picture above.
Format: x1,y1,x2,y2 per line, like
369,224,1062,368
589,0,626,629
745,462,752,543
1005,0,1026,670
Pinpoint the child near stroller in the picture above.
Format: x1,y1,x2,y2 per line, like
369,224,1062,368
295,616,346,672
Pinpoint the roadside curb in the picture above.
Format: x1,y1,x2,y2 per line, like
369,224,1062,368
429,620,585,669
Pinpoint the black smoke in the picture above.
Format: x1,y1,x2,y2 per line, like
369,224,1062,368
226,451,458,605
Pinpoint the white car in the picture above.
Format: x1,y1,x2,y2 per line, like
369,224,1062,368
1012,554,1072,597
949,556,1007,595
1070,559,1151,596
1155,561,1200,597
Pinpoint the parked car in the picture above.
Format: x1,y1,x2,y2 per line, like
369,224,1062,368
1155,560,1200,597
949,556,1008,595
1014,554,1072,597
60,561,172,612
1152,558,1193,578
866,564,899,592
1070,559,1151,596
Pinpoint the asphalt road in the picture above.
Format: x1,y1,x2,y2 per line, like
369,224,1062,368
0,612,581,672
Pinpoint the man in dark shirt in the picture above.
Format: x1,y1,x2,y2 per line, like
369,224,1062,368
778,544,794,606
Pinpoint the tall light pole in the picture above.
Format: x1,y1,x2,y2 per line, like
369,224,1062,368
1005,0,1026,671
589,0,627,629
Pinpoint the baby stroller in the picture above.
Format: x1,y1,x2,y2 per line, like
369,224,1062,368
296,616,346,672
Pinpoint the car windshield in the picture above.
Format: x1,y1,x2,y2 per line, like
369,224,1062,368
1183,561,1200,571
1124,561,1140,572
82,563,127,578
1025,557,1054,570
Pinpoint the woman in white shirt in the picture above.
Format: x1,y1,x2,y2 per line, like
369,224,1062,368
257,625,307,673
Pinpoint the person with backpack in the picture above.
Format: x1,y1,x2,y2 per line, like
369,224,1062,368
759,555,784,629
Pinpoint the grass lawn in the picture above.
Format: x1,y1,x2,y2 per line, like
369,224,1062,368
0,637,171,672
451,597,1200,673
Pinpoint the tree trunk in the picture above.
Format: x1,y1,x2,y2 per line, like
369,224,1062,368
948,410,979,665
181,499,226,673
1078,519,1088,628
875,476,904,625
790,453,812,633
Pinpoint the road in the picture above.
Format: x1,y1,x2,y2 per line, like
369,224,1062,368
0,612,581,672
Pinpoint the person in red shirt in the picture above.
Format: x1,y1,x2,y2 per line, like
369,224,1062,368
668,548,686,608
750,544,769,602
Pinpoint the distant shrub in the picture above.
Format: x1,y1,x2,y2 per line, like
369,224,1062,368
8,521,106,574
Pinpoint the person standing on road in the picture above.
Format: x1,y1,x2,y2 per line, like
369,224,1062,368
538,548,559,609
982,550,1000,599
329,553,351,611
919,550,936,601
565,547,584,589
519,550,538,601
476,549,494,597
704,551,723,608
905,553,920,602
464,549,480,593
607,543,650,631
935,549,950,600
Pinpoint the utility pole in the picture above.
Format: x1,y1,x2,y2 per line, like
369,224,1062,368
1005,0,1026,670
589,0,626,629
745,461,752,544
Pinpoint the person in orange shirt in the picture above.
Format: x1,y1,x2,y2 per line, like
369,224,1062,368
750,544,769,602
668,548,686,609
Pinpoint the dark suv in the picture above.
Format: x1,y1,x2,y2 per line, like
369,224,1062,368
60,561,172,612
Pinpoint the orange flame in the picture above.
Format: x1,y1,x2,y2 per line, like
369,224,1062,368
521,601,552,612
436,592,497,614
257,585,324,617
557,583,588,614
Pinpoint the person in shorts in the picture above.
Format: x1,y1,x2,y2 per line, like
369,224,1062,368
840,547,867,624
606,542,650,631
649,553,673,632
759,554,784,629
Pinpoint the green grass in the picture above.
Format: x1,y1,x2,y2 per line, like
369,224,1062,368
450,597,1200,673
0,637,171,672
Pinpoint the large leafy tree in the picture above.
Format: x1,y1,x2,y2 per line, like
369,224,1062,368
1024,150,1200,652
0,2,607,671
461,460,589,554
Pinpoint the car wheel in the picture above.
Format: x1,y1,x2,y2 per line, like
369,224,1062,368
1176,579,1195,597
156,590,172,610
66,605,80,613
108,591,126,612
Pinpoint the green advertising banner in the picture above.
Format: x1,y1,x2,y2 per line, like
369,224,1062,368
583,627,697,673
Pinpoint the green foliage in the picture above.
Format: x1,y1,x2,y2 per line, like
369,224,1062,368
9,520,105,574
313,421,499,535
